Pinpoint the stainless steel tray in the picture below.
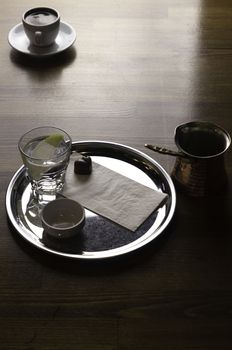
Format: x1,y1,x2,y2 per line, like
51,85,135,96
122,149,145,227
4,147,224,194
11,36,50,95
6,141,176,260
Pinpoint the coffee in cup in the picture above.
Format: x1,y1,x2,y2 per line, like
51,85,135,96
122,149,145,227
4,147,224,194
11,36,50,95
22,7,60,47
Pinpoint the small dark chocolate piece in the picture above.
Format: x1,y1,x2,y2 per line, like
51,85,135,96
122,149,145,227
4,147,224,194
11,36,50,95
74,156,92,175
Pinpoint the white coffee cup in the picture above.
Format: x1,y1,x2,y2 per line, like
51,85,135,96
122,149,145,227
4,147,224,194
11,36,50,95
22,7,60,47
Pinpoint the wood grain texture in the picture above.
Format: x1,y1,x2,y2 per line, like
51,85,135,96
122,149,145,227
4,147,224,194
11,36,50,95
0,0,232,349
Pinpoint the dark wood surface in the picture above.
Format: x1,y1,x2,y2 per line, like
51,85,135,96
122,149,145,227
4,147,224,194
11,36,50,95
1,0,232,349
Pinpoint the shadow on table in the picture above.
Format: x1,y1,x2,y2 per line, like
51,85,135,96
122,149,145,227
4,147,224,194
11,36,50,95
8,214,176,276
9,46,77,82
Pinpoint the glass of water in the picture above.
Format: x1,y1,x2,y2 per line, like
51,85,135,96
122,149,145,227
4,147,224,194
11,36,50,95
18,126,72,204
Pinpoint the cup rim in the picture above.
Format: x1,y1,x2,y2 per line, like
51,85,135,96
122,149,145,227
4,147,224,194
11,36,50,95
22,7,60,27
18,126,72,161
174,121,231,159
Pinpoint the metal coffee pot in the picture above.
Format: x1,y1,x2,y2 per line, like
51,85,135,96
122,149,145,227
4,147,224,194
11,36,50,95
145,121,231,196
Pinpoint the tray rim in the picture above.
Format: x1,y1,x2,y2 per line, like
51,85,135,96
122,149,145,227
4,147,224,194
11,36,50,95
6,140,176,260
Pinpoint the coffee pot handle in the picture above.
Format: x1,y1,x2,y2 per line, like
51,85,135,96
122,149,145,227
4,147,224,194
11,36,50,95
145,144,187,158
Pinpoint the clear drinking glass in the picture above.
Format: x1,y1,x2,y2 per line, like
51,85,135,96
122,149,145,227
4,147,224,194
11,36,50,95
18,126,72,204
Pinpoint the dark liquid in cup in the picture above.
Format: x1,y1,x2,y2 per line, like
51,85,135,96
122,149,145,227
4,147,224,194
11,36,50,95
25,11,57,26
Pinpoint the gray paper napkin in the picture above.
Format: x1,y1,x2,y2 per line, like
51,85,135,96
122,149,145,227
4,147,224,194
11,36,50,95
63,159,168,231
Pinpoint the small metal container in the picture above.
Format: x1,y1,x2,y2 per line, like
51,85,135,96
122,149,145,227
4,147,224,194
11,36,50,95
145,121,231,196
171,121,231,196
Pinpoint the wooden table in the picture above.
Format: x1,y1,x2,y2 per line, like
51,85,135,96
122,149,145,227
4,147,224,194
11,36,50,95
1,0,232,349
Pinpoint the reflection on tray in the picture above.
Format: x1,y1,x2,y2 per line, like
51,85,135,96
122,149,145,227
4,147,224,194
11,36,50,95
41,209,159,254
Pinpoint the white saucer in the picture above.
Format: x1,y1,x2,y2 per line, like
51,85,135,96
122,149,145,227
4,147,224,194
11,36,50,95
8,21,76,57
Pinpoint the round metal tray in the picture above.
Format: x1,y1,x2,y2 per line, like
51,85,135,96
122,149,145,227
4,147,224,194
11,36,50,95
6,141,176,260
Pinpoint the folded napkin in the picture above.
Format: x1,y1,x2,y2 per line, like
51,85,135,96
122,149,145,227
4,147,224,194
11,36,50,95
63,158,168,231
